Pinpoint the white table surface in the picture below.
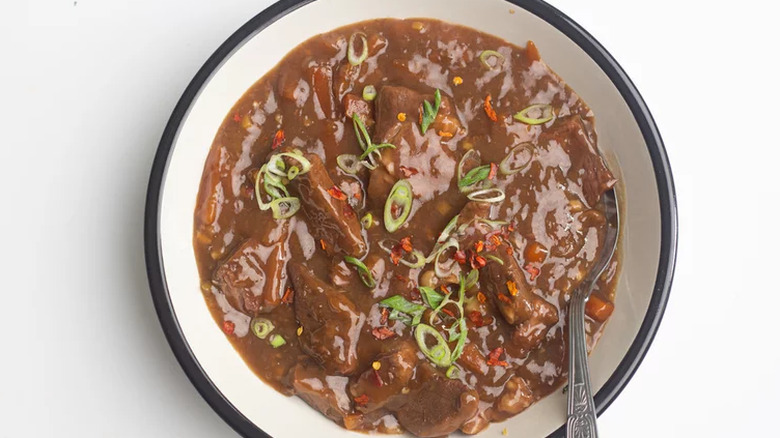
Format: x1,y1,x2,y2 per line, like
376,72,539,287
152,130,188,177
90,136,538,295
2,0,778,436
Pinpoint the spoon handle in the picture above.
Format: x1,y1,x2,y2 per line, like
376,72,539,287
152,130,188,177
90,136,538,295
567,293,599,438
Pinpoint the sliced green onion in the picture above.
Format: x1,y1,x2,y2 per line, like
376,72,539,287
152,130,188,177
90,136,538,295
389,309,413,326
446,365,460,379
427,214,460,261
360,142,396,160
264,173,289,200
513,104,554,125
420,89,442,133
467,188,505,203
419,286,445,309
380,295,427,316
275,151,312,174
479,50,505,70
363,85,377,101
255,167,272,210
486,254,505,265
361,213,374,229
344,256,376,288
336,154,362,174
458,164,491,192
450,317,468,361
269,334,286,348
415,324,452,367
266,155,287,177
384,179,413,233
270,197,301,219
500,143,534,175
457,149,480,183
477,218,509,229
464,269,479,290
353,113,371,151
348,32,369,66
250,318,275,339
287,165,300,180
434,239,460,278
399,250,426,269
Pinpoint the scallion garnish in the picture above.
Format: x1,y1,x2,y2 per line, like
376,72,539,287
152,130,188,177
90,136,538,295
254,150,311,219
344,256,376,288
445,365,460,379
380,296,427,325
414,323,453,368
419,286,445,309
347,32,368,66
336,153,362,174
287,165,300,181
466,188,505,204
384,179,413,233
485,254,505,265
351,114,395,170
361,212,374,229
513,103,554,125
500,143,534,175
269,197,301,219
479,50,505,70
250,318,275,339
433,239,459,278
458,164,491,192
362,85,377,101
464,269,479,290
420,89,441,133
269,334,286,348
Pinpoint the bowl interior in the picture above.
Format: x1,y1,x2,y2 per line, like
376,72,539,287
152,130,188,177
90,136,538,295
157,0,663,436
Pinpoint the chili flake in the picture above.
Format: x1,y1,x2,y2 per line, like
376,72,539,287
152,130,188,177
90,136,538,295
327,185,347,201
524,264,541,281
488,162,498,180
380,308,390,325
271,129,285,150
484,94,498,122
468,311,488,327
486,347,509,366
506,280,519,296
506,246,514,256
497,293,512,304
472,255,487,269
438,130,454,138
232,112,241,122
343,205,355,218
410,287,422,301
441,308,456,318
397,112,407,122
370,369,384,387
222,320,235,335
453,250,467,264
282,287,294,304
372,327,397,340
399,236,413,252
477,291,487,303
453,76,463,85
354,394,370,406
399,165,419,177
319,239,327,250
475,241,485,253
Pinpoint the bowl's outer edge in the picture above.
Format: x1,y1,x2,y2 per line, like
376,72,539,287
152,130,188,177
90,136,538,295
143,0,678,437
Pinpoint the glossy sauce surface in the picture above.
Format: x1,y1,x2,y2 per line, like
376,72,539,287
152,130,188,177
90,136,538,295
194,18,619,437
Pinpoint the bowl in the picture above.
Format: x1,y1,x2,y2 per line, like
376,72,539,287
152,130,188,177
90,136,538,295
144,0,678,436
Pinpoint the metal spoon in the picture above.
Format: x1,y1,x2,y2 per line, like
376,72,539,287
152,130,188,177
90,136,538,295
566,188,619,438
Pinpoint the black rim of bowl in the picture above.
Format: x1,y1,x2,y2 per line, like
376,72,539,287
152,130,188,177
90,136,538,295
144,0,678,436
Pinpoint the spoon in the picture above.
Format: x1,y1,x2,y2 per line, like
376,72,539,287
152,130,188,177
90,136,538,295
566,188,619,438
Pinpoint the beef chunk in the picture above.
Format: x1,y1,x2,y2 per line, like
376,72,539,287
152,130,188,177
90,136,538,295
213,223,290,316
394,374,479,437
482,250,558,352
290,263,364,375
349,341,417,413
366,166,396,209
460,411,489,435
374,85,462,148
540,117,616,206
343,93,374,127
285,151,367,257
496,376,535,416
310,64,336,120
291,360,352,423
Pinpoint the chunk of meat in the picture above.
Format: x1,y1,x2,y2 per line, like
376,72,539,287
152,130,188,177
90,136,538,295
366,166,396,209
394,374,479,437
343,93,374,127
310,64,335,120
290,263,364,375
349,341,417,413
457,342,488,376
213,223,290,316
496,376,535,416
285,151,367,257
374,85,462,148
540,117,616,206
460,411,489,435
291,360,352,423
482,249,558,353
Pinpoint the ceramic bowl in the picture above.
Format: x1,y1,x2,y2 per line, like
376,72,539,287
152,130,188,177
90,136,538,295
145,0,677,436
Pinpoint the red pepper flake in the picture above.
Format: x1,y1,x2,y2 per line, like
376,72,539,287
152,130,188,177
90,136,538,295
497,293,512,304
477,291,487,304
508,222,516,232
232,112,241,122
399,236,413,252
271,129,285,150
343,205,355,218
453,250,467,264
474,240,485,253
524,264,541,281
438,130,454,138
320,239,327,250
372,327,397,340
282,287,294,304
468,311,486,327
390,246,403,265
380,308,390,325
370,369,384,387
327,185,347,201
506,280,519,296
441,308,456,318
354,394,370,406
471,255,487,269
222,320,235,335
410,287,422,301
440,284,450,295
486,347,509,366
399,165,419,178
488,162,498,180
490,234,502,247
353,190,363,200
394,274,408,283
391,203,401,218
506,246,514,256
484,94,498,122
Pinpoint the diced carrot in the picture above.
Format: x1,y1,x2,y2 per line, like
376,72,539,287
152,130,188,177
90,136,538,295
585,294,614,323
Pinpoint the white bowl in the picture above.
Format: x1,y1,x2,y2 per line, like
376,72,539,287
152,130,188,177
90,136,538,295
144,0,678,436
